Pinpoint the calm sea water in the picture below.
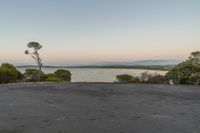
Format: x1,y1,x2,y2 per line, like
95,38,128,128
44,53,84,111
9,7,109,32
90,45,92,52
17,68,167,82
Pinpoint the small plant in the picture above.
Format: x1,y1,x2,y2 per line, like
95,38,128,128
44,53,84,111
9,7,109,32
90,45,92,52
116,74,140,83
54,69,71,82
0,63,22,84
148,74,166,84
140,72,166,84
46,76,61,82
140,71,151,82
44,73,61,82
165,68,179,84
23,69,45,82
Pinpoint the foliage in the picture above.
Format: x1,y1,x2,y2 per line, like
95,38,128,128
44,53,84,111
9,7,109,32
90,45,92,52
23,69,45,82
165,51,200,85
25,42,43,81
44,73,55,79
140,72,166,84
27,42,42,50
43,73,60,82
54,69,71,82
165,68,179,84
0,63,22,84
17,70,23,80
140,72,151,82
147,74,166,84
189,51,200,62
46,76,61,82
116,74,140,83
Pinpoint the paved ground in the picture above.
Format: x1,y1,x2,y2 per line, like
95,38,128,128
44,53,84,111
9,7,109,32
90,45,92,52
0,83,200,133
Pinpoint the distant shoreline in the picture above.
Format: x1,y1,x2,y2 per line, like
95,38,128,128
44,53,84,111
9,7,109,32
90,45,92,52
16,65,172,71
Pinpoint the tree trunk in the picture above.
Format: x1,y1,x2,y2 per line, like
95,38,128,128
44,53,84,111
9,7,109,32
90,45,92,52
38,66,41,82
35,51,42,82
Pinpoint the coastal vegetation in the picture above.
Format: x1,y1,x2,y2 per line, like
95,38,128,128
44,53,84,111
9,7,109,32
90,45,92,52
45,69,71,82
25,42,43,82
116,74,140,83
165,51,200,85
23,69,46,82
45,74,61,82
54,69,71,82
0,51,199,85
0,63,22,84
0,64,71,84
116,51,200,85
116,72,166,84
23,69,71,83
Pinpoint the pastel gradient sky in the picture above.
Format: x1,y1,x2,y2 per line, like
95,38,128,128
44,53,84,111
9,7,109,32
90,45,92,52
0,0,199,65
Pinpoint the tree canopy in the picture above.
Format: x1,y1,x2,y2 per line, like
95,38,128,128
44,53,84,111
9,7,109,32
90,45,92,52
165,51,200,84
27,42,42,50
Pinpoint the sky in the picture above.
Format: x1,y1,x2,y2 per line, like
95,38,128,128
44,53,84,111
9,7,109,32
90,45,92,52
0,0,200,65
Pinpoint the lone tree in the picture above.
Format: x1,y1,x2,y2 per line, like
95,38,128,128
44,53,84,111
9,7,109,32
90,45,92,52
25,42,43,82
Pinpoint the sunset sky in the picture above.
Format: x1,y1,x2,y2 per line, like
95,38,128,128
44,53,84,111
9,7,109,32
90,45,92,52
0,0,199,65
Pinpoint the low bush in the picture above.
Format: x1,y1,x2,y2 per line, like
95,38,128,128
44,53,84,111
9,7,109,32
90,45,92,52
147,74,166,84
17,70,23,80
140,71,151,82
23,69,45,82
116,74,140,83
46,76,61,82
0,63,22,84
140,72,166,84
54,69,71,82
165,68,179,84
44,73,55,79
44,73,61,82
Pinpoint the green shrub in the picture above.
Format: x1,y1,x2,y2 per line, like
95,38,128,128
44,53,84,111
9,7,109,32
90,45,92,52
116,74,140,83
44,73,61,82
165,61,200,84
23,69,45,82
44,73,54,79
46,76,61,82
132,77,140,83
165,68,179,84
165,51,200,85
0,63,21,84
17,70,23,80
54,69,71,82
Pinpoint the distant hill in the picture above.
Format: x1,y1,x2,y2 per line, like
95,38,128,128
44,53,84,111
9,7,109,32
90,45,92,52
93,60,181,66
16,60,181,70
